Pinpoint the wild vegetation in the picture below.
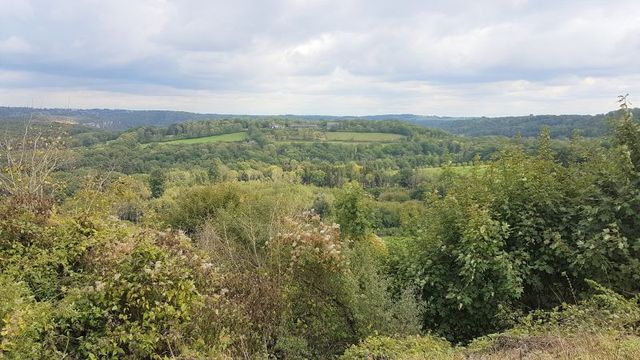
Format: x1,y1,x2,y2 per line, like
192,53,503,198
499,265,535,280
1,99,639,359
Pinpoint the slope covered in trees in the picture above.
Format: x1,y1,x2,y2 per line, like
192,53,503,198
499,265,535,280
1,104,640,358
3,106,638,137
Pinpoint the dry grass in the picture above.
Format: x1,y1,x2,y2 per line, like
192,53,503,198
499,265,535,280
466,333,640,360
340,333,640,359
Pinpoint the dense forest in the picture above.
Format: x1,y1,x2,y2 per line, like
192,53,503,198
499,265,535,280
1,101,640,359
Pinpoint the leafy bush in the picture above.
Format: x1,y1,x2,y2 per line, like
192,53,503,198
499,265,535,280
341,335,458,360
0,275,52,358
165,183,243,233
52,231,204,358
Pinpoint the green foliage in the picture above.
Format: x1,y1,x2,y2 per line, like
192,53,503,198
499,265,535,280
53,232,204,359
325,132,405,142
334,182,375,240
274,215,360,357
0,275,52,358
311,194,332,218
3,104,640,359
392,198,522,341
465,282,640,358
148,168,166,198
343,284,640,360
384,106,640,342
615,95,640,170
270,214,420,358
0,193,224,359
519,280,640,334
341,335,458,360
166,183,242,233
77,118,499,185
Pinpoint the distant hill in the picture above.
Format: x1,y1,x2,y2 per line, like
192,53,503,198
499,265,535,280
1,106,636,137
0,107,218,130
355,111,640,137
405,114,611,138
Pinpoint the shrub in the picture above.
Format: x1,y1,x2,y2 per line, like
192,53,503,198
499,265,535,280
341,335,459,360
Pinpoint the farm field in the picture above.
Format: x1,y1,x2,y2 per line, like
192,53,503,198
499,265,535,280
157,131,248,144
150,130,405,146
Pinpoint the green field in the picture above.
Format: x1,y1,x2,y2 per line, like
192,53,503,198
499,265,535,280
325,132,405,142
157,132,248,145
149,131,403,146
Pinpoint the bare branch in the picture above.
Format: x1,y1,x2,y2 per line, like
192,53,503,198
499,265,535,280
0,112,69,199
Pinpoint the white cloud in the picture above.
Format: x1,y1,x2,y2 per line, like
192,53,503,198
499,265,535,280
0,0,639,115
0,36,32,54
0,0,34,20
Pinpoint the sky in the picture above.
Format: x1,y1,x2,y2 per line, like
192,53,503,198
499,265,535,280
0,0,639,116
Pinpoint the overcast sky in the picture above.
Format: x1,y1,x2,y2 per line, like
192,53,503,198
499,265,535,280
1,0,639,116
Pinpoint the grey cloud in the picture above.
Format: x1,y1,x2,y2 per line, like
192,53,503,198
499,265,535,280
0,0,639,115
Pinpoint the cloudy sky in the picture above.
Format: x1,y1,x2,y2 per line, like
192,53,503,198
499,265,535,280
1,0,639,116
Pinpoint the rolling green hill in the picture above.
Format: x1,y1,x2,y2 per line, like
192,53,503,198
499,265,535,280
3,106,638,138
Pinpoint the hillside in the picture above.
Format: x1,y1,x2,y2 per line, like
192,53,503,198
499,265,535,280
1,106,640,359
3,106,637,137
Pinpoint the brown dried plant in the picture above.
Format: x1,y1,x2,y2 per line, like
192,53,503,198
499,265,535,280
0,115,70,199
